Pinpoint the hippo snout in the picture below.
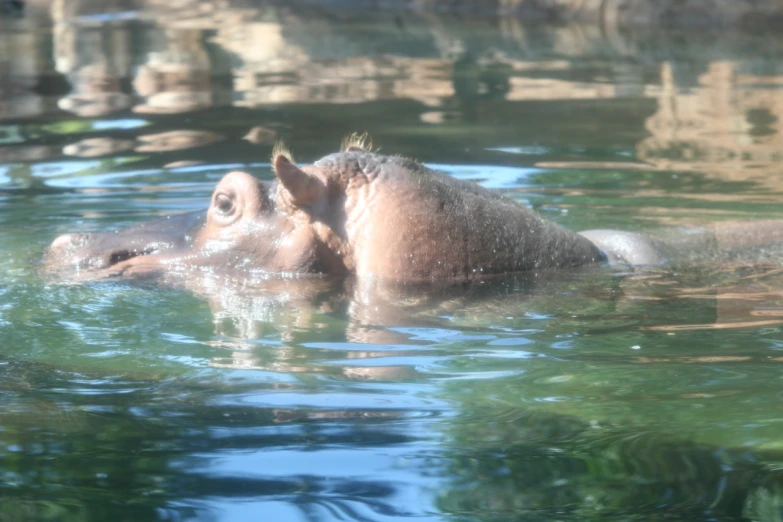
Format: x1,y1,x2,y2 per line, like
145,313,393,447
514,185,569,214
45,210,208,276
47,231,141,271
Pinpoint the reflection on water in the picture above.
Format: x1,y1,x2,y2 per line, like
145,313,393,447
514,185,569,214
2,2,783,177
4,2,783,521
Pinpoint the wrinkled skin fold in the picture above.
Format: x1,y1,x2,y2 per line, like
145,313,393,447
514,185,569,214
44,141,783,282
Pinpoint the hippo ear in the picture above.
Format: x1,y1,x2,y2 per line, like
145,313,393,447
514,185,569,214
272,154,324,206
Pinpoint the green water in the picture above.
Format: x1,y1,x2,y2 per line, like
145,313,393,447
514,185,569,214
3,3,783,521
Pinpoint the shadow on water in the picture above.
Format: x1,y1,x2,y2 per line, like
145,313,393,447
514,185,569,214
4,1,783,521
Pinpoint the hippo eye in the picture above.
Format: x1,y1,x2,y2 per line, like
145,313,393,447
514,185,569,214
214,193,235,216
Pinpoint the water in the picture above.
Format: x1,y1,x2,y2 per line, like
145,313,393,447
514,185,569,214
3,3,783,521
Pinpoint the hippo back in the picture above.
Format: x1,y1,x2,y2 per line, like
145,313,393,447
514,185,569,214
313,152,605,279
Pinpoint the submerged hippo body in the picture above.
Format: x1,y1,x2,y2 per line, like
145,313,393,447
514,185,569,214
45,138,684,280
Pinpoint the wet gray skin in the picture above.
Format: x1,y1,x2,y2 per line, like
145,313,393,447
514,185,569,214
44,140,783,282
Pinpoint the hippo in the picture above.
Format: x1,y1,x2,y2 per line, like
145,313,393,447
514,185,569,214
45,135,783,281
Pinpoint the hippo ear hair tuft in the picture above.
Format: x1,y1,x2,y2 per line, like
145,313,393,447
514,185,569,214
271,140,294,165
340,132,373,153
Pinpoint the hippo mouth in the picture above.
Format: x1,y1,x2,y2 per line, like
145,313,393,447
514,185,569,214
46,209,207,276
50,233,159,267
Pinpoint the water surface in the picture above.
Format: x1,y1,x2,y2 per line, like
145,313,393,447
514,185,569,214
3,4,783,521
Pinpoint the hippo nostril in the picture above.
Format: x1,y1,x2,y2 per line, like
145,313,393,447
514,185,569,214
51,233,76,250
51,232,93,251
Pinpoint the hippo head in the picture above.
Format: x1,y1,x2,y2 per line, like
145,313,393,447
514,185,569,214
46,134,605,281
45,137,372,280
